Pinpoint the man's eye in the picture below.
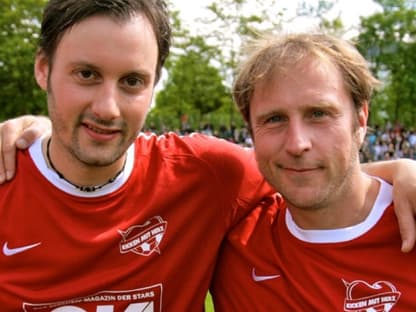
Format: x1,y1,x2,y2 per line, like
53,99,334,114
265,115,284,124
78,70,95,80
123,76,144,88
311,110,327,118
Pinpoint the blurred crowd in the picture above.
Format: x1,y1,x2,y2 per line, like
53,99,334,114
145,122,416,162
145,123,255,147
360,124,416,162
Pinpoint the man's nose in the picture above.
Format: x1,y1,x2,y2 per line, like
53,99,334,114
90,83,121,120
284,121,312,156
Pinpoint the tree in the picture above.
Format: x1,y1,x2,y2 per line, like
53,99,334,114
297,0,344,35
0,0,47,121
357,0,416,127
198,0,282,125
148,35,232,131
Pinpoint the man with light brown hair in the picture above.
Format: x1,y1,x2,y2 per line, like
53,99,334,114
211,33,416,310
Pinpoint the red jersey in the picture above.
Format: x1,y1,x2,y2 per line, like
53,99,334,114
0,132,272,311
211,179,416,311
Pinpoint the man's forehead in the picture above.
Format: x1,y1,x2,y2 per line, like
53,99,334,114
52,14,158,75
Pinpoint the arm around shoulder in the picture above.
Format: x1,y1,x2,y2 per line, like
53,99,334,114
362,159,416,252
0,115,51,183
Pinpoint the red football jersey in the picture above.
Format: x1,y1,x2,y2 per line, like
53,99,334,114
0,132,272,310
211,180,416,311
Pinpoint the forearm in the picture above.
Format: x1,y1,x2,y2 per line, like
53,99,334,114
361,159,416,184
362,158,416,252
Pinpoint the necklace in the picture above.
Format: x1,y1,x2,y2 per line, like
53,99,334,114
46,138,125,192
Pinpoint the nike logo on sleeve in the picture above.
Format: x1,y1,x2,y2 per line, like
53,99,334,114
2,242,41,256
252,267,281,282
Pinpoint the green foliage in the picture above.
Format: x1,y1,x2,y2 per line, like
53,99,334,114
357,0,416,127
0,0,47,121
148,35,236,131
202,0,283,79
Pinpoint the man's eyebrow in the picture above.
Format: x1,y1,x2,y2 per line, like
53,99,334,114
68,61,99,70
125,68,153,76
307,101,333,108
68,62,153,77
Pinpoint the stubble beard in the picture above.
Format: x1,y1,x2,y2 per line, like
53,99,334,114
262,141,360,213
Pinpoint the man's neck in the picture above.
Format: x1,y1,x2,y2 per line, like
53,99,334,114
42,137,127,191
287,173,380,230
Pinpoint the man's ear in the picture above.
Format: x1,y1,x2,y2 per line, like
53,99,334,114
34,50,49,91
357,101,369,144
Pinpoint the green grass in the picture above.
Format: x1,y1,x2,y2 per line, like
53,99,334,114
205,292,214,311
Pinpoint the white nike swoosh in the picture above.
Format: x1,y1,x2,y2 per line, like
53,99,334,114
252,267,280,282
3,242,41,256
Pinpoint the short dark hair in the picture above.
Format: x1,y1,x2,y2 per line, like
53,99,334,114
39,0,171,83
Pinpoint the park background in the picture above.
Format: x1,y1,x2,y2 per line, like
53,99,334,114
1,0,416,309
1,0,416,163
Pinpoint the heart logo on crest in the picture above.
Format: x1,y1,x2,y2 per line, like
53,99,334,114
343,279,401,312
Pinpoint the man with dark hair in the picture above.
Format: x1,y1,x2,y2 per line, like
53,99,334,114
0,0,272,309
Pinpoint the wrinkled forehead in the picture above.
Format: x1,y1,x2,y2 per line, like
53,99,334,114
255,54,339,91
